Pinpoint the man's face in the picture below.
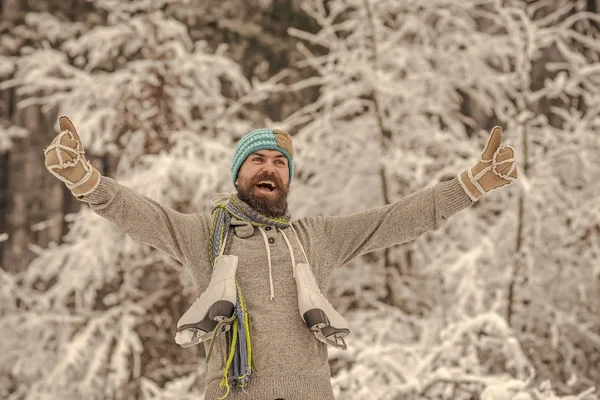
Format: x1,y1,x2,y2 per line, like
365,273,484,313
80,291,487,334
235,149,290,218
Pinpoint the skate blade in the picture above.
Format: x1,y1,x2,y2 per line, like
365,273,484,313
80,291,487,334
311,326,349,351
177,324,231,348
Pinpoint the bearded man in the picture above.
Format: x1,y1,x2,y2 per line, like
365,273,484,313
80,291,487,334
44,117,517,400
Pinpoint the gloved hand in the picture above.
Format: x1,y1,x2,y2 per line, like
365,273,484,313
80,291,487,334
44,116,101,197
458,126,518,201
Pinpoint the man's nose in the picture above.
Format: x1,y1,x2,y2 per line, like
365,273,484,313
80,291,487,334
261,162,276,173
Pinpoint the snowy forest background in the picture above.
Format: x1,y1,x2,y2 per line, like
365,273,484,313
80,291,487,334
1,0,599,399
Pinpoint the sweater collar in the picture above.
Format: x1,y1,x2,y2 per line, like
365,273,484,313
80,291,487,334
231,217,254,238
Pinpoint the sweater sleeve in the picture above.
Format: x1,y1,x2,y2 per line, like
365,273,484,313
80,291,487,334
78,176,210,266
301,177,473,268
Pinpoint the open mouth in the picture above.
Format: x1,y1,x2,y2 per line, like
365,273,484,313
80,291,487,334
255,180,277,194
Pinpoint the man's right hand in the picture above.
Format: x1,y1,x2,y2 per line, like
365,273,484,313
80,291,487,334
44,116,101,197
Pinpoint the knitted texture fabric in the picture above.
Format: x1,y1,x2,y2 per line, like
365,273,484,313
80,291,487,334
231,129,294,187
79,176,474,399
209,194,291,397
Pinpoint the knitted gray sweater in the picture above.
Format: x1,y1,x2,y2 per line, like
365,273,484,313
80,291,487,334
81,176,473,400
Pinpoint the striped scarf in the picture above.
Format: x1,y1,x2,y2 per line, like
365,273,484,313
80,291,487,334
209,193,291,398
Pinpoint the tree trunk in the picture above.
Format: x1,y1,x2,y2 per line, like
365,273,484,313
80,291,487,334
1,0,20,19
2,103,74,273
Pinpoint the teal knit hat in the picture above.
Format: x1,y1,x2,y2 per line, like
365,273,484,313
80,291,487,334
231,128,294,187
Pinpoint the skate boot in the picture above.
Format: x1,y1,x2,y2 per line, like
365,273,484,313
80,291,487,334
294,263,350,350
175,255,238,348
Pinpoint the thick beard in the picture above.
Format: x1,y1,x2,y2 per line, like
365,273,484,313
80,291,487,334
237,173,289,218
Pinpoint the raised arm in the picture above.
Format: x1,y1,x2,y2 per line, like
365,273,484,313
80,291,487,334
300,177,472,268
298,126,518,269
80,176,209,265
44,116,209,266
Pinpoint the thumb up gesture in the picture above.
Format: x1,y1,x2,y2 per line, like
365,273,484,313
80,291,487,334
458,126,518,201
44,116,101,197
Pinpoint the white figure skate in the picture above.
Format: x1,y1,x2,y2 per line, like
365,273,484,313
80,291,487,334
295,263,350,350
175,255,238,348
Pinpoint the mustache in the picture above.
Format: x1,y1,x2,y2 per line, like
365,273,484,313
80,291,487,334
252,172,283,189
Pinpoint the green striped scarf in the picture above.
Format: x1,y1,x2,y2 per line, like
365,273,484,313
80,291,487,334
209,193,290,398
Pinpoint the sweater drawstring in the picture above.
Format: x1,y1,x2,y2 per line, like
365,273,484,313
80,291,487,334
257,227,275,301
258,224,309,302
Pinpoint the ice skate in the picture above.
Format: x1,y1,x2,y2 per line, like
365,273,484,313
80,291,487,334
175,254,238,348
294,262,350,350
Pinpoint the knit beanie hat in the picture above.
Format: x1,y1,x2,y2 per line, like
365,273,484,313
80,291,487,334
231,128,294,187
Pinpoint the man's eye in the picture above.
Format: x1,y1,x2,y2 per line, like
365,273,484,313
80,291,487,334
276,160,285,165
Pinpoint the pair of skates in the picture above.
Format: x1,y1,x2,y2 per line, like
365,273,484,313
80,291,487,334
175,254,350,350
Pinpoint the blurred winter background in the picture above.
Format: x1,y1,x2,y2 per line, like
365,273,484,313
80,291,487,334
1,0,599,399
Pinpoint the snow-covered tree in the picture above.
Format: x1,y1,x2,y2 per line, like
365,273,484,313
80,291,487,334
2,0,599,398
490,0,600,393
0,0,269,398
283,0,600,397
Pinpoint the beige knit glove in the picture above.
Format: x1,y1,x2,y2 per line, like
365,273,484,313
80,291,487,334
44,116,101,197
458,126,518,202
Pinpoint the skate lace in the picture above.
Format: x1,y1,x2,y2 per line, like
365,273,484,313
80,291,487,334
280,226,332,310
205,314,236,364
